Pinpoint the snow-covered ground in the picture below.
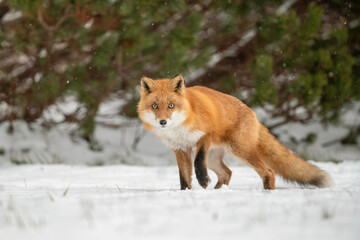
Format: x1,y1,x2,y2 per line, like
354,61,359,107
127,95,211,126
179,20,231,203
0,99,359,239
0,162,359,240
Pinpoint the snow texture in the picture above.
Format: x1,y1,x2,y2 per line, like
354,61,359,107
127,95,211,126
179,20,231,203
0,162,359,240
0,93,359,240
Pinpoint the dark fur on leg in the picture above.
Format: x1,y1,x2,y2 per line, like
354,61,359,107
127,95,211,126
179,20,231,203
194,146,210,188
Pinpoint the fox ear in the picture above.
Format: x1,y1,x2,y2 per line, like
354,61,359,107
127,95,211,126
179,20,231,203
168,74,185,94
140,77,156,95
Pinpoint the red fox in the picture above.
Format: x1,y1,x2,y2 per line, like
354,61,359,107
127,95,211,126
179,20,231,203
137,74,333,190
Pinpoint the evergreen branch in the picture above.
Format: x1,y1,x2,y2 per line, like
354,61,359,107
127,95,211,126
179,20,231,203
37,4,74,33
53,5,74,32
36,8,50,32
187,0,299,84
122,53,158,70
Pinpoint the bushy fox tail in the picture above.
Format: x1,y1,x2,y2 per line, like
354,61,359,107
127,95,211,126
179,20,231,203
258,125,333,188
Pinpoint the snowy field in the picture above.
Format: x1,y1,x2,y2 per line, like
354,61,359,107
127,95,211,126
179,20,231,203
0,161,359,240
0,101,359,239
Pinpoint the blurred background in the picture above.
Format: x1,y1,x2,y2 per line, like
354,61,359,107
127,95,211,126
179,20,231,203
0,0,359,165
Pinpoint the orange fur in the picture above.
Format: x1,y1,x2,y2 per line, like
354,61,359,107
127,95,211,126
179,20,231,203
137,75,333,190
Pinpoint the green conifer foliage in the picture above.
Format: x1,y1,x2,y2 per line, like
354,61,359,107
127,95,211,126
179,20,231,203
0,0,358,143
255,3,356,126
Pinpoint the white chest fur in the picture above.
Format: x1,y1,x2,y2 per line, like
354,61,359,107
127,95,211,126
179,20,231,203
142,110,205,151
154,125,205,150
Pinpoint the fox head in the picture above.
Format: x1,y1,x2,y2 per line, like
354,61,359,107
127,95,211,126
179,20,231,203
137,74,189,130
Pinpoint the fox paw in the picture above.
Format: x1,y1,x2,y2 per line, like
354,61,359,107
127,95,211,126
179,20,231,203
196,174,211,189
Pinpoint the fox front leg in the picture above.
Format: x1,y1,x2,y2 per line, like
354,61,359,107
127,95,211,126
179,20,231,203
194,136,211,189
175,149,193,190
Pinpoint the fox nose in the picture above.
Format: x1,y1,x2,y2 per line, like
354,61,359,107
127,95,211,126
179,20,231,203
159,120,167,126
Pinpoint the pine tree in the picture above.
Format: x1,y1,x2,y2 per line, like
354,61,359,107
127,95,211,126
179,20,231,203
0,0,359,145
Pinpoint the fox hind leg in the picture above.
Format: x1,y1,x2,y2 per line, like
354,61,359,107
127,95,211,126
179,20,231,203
229,143,275,190
248,155,276,190
207,147,232,189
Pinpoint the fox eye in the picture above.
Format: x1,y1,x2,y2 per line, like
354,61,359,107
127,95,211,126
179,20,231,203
168,103,175,109
152,104,158,109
